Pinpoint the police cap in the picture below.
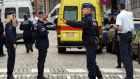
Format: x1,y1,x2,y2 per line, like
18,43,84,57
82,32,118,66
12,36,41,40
120,3,125,7
82,3,93,8
113,12,119,16
24,14,28,17
6,11,15,15
119,1,125,7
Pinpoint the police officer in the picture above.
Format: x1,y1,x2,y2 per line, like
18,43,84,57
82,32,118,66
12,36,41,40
35,14,50,79
0,18,5,57
114,3,134,79
5,12,17,79
112,13,122,68
20,15,34,53
104,13,114,26
114,29,122,68
61,3,103,79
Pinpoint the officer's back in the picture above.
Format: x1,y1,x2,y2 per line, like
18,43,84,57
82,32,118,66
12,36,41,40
66,13,99,45
82,14,98,40
0,18,4,41
20,15,33,37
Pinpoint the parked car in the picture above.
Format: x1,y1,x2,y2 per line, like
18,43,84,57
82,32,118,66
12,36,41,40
132,18,140,64
47,3,60,30
106,25,115,53
99,25,110,52
99,24,115,53
48,3,60,23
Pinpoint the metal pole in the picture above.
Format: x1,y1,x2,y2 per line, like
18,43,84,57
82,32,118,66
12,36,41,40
44,0,46,13
111,0,119,14
34,0,39,15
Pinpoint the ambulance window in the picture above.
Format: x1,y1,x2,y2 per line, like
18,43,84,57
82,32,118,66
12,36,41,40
64,6,78,20
51,8,59,17
5,8,16,19
91,6,96,19
19,7,30,19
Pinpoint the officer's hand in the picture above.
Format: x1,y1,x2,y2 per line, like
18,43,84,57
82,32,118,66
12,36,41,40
13,44,17,49
110,24,115,28
61,18,67,23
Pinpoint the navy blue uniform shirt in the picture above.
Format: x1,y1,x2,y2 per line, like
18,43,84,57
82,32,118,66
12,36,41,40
5,22,16,48
35,20,49,50
66,13,99,45
20,20,33,37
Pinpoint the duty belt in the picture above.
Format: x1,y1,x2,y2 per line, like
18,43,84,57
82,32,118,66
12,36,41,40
119,31,132,35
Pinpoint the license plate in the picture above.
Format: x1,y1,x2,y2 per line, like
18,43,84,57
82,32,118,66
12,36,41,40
66,33,75,37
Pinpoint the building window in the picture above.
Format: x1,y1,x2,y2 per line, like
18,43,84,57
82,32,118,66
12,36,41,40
131,0,140,9
19,7,30,19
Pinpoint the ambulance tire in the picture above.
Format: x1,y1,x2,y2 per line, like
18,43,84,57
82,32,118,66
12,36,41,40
58,47,66,54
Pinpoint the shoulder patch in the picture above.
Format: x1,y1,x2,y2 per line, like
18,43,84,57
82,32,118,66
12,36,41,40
92,18,97,26
92,18,96,21
93,22,97,26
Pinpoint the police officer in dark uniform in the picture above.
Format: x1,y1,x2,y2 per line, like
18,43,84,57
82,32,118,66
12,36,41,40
114,29,122,68
20,15,34,53
35,14,52,79
112,13,122,68
61,3,103,79
0,18,5,57
5,12,17,79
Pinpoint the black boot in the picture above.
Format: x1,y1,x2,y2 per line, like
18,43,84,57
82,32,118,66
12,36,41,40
98,77,103,79
115,65,121,68
7,75,15,79
30,48,33,52
125,76,133,79
37,76,48,79
26,49,29,53
0,54,5,57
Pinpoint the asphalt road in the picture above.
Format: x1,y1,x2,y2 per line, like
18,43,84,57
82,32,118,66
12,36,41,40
0,31,140,79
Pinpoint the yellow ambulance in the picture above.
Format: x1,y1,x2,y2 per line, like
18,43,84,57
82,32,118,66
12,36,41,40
57,0,102,53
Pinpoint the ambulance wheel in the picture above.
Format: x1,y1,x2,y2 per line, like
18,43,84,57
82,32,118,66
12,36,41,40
58,47,66,54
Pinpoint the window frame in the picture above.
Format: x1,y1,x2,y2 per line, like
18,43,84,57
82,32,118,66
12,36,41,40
63,6,78,21
18,7,30,19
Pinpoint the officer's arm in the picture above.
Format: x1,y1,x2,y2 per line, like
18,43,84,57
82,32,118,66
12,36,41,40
66,20,87,28
46,22,53,25
0,22,4,34
95,21,99,38
29,21,34,32
37,23,48,37
45,22,56,30
19,22,28,30
19,23,24,30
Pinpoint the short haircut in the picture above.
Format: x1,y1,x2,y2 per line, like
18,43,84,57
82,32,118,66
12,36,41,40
120,5,125,10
